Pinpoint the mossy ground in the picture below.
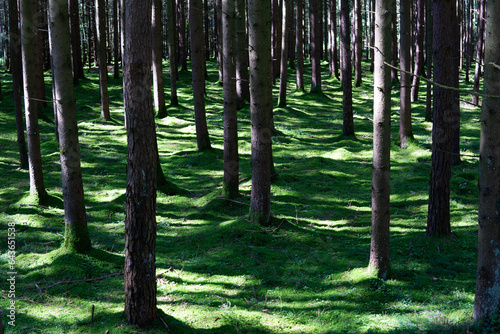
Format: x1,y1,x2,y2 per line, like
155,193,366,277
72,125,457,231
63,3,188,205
0,60,485,333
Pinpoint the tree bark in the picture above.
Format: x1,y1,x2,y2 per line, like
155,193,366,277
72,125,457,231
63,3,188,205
411,0,424,102
474,0,500,322
426,0,454,237
329,0,339,78
451,0,461,165
49,0,92,253
340,0,353,136
166,0,178,107
69,0,84,83
309,0,322,93
295,0,304,91
190,0,211,151
425,0,433,121
278,0,290,107
369,0,393,280
96,0,110,120
235,0,249,109
354,0,362,86
123,0,158,325
399,0,412,149
249,0,272,225
222,0,239,198
272,0,282,83
472,0,486,106
112,0,119,78
152,0,166,116
177,0,187,71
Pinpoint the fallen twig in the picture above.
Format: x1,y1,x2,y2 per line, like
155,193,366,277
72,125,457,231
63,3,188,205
41,272,122,290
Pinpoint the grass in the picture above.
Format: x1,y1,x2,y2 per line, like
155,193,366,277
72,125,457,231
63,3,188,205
0,59,485,333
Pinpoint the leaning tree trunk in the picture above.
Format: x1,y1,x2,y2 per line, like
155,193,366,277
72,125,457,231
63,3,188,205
474,0,500,322
123,0,158,325
48,0,92,253
369,0,393,280
249,0,273,226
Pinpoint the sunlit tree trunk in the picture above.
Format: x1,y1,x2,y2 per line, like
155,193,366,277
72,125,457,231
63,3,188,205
152,0,166,116
474,0,500,322
96,0,110,120
295,0,304,91
123,0,158,325
369,0,393,279
235,0,249,109
49,0,91,253
278,0,290,107
472,0,486,106
399,0,413,149
411,0,424,102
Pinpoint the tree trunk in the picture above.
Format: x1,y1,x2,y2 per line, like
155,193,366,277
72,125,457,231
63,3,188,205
215,0,223,82
426,0,454,237
32,0,47,111
451,0,461,165
10,0,29,169
96,0,110,120
278,0,290,107
249,0,272,225
235,0,249,109
425,0,433,121
190,0,211,151
399,0,413,149
21,0,49,205
340,0,353,136
123,0,158,325
272,0,282,83
472,0,485,106
295,0,304,91
411,0,424,102
69,0,84,84
354,0,362,86
309,0,322,93
152,0,166,116
177,0,187,71
369,0,393,280
49,0,92,253
329,0,339,78
222,0,239,198
474,0,500,322
113,0,119,78
166,0,178,107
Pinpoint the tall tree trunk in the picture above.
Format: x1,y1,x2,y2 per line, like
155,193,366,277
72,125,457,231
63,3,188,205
215,0,222,82
152,0,166,116
166,0,178,107
329,0,339,78
411,0,424,101
426,0,454,237
390,1,398,84
399,0,413,148
222,0,239,198
249,0,272,225
21,0,49,205
10,0,29,169
177,0,187,71
96,0,110,120
295,0,304,91
204,0,209,60
474,0,500,322
354,0,362,86
278,0,290,107
472,0,486,106
272,0,282,82
113,0,119,78
465,0,472,82
369,0,393,280
69,0,84,83
340,0,353,135
48,0,92,253
190,0,211,151
309,0,322,93
425,0,433,121
123,0,158,325
32,0,46,111
235,0,249,109
451,0,461,165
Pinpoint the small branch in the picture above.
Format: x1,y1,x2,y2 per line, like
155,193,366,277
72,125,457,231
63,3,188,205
41,272,122,290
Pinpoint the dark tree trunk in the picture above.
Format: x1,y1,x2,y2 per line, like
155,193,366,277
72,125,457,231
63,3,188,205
152,0,166,116
309,0,322,93
329,0,339,78
353,0,362,86
295,0,304,91
204,0,209,61
369,0,393,280
472,0,485,106
340,0,353,136
215,0,223,82
249,0,272,225
113,0,119,78
426,0,454,237
474,0,500,322
288,3,295,70
222,0,239,198
69,0,84,83
399,0,413,148
123,0,158,325
451,0,461,165
96,0,110,120
278,0,290,107
190,0,211,151
177,0,187,71
235,0,249,109
411,0,424,101
272,0,282,82
49,0,92,253
425,0,433,121
32,0,46,111
166,0,178,107
465,0,472,82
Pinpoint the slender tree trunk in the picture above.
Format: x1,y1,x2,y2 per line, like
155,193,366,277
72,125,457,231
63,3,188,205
278,0,290,107
96,0,110,120
69,0,84,83
472,0,485,106
426,0,454,237
113,0,119,78
390,0,398,84
272,0,282,82
190,0,211,151
49,0,91,253
288,3,295,70
21,0,49,205
295,0,304,91
399,0,412,148
249,0,272,225
152,0,166,116
329,0,339,78
340,0,353,135
166,0,178,106
215,0,223,82
235,0,249,109
369,0,393,280
123,0,158,325
474,0,500,322
222,0,239,198
354,0,362,86
451,0,461,165
411,0,424,101
204,0,209,61
425,0,433,121
32,0,46,111
465,0,472,82
177,0,187,71
309,0,322,93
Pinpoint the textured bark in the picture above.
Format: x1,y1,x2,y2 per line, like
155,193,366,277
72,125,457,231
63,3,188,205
215,0,223,82
166,0,178,106
353,0,362,86
69,0,84,83
399,0,412,149
369,0,393,280
222,0,239,198
295,0,304,91
152,0,166,116
190,0,211,151
278,0,290,107
411,0,424,102
112,0,119,78
32,0,47,111
204,0,209,60
309,0,322,93
329,0,339,78
10,0,29,169
427,0,454,237
451,0,461,165
96,0,110,120
235,0,249,109
249,0,272,225
472,0,486,106
49,0,91,253
177,0,187,71
340,0,353,136
474,0,500,322
21,0,49,205
123,0,158,325
425,0,433,121
272,0,282,82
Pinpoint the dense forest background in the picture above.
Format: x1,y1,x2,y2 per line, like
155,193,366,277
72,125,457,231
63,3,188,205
0,0,500,333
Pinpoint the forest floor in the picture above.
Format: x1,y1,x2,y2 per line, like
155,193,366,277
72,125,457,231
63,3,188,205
0,60,486,333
